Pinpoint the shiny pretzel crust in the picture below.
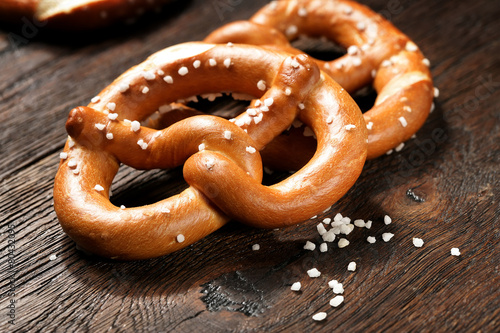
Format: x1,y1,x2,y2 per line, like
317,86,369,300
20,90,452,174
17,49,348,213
54,43,366,260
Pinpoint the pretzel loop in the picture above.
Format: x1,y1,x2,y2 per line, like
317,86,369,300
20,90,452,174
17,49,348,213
205,0,435,160
54,42,366,260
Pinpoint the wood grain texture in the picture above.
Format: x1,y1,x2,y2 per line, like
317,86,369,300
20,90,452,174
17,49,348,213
1,0,499,332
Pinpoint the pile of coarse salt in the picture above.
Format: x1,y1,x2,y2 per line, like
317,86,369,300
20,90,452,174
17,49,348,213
291,211,460,321
297,211,374,321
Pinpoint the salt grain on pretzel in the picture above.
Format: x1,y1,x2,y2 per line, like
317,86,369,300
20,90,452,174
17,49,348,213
53,42,366,260
205,0,435,160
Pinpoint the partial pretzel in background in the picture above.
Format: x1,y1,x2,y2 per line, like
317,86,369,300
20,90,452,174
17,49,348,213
53,42,367,260
206,0,435,161
0,0,173,29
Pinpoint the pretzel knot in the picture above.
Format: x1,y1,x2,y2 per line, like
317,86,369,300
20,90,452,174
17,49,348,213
53,43,366,260
205,0,435,161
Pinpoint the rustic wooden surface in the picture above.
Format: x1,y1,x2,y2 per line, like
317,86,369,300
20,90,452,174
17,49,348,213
1,0,499,332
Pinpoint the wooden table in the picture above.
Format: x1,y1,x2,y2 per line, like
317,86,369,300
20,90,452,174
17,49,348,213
1,0,498,332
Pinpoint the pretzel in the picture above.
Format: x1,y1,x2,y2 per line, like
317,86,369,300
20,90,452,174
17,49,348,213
0,0,172,29
205,0,435,160
53,42,367,260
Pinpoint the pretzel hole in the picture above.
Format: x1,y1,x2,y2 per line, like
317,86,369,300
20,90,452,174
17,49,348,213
291,36,345,62
185,93,251,119
352,86,377,113
109,165,188,208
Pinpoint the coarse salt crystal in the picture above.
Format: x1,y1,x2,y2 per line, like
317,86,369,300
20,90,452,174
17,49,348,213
322,231,336,243
382,233,395,242
106,133,114,140
365,220,372,229
330,295,344,307
246,146,256,154
312,312,327,321
59,152,68,160
142,70,155,81
298,7,307,17
434,87,440,98
347,262,357,271
340,224,354,235
347,45,359,55
142,87,149,94
366,121,374,130
131,120,141,132
413,237,424,247
367,236,376,244
399,116,408,127
257,80,267,91
291,282,301,291
354,219,365,228
107,102,116,111
49,254,57,261
208,58,217,67
137,139,148,150
264,97,274,106
193,60,201,68
451,247,461,256
118,82,129,92
345,124,356,131
224,58,231,68
178,67,189,76
317,223,327,235
395,142,405,152
304,241,316,251
223,131,232,140
286,25,298,37
95,123,106,130
320,243,328,253
405,41,418,52
176,234,185,243
108,113,118,120
384,215,392,225
338,238,350,248
198,143,206,151
307,268,321,278
252,244,260,251
91,96,100,103
94,184,104,191
164,75,173,84
330,281,344,294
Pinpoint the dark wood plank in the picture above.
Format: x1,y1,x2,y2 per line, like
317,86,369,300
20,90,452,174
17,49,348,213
1,0,499,332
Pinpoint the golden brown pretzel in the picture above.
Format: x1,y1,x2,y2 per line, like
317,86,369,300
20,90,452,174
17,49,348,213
0,0,172,29
205,0,435,160
53,42,367,260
